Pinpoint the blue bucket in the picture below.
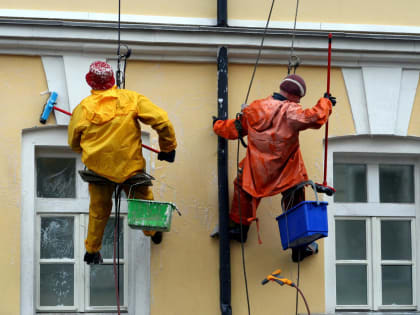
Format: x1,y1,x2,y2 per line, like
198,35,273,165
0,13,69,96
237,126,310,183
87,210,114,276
276,200,328,250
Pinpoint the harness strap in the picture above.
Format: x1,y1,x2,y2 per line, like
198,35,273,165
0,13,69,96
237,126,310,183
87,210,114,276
235,113,248,148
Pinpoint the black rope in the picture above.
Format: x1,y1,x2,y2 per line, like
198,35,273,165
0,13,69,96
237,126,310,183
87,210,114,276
237,138,251,315
295,257,301,315
116,0,122,88
244,0,276,105
288,0,300,75
236,1,277,313
113,184,123,315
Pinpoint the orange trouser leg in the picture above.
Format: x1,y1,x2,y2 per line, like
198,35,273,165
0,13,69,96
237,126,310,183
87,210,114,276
123,184,156,237
85,183,114,253
229,176,261,226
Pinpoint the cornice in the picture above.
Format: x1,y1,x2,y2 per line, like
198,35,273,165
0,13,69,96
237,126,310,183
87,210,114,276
1,18,420,67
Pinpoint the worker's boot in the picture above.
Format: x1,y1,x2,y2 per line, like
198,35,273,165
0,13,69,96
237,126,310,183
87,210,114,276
84,251,103,265
291,242,318,263
151,231,163,244
228,222,250,243
210,221,249,243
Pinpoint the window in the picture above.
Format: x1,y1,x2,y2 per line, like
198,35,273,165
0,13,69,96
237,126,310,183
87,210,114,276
21,126,151,315
324,136,420,313
335,217,415,309
331,156,418,311
35,148,127,312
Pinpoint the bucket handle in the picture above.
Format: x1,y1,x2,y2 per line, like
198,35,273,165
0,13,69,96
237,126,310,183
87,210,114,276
128,183,144,200
173,205,182,216
283,180,320,207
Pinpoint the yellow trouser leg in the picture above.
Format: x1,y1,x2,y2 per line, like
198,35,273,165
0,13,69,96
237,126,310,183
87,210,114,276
85,183,114,253
124,184,156,237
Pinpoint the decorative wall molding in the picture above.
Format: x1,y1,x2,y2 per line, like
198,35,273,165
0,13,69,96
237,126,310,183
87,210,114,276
2,18,420,67
41,56,71,125
4,9,420,35
342,67,419,136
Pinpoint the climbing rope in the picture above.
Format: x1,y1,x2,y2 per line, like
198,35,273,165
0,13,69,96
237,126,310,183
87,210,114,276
113,185,123,315
243,0,276,106
113,0,124,313
236,1,277,314
116,0,131,89
288,0,301,74
236,141,252,315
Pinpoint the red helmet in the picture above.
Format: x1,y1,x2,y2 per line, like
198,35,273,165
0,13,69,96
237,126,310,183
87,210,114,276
85,61,115,90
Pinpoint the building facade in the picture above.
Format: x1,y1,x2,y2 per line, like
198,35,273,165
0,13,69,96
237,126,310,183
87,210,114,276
0,0,420,314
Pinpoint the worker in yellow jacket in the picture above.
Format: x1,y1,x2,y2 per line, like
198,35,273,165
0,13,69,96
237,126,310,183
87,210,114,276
68,61,177,264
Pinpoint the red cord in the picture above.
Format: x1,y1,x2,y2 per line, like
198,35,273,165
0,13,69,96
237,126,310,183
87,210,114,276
322,33,333,186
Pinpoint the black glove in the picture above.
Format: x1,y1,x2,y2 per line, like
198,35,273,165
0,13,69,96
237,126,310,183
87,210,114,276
158,150,176,163
324,92,336,106
212,115,221,126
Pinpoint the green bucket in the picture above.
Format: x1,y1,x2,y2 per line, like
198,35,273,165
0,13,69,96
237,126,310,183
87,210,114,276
127,199,180,231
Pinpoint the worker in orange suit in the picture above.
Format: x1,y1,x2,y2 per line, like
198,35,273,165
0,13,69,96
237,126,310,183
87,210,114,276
212,74,335,262
68,61,177,264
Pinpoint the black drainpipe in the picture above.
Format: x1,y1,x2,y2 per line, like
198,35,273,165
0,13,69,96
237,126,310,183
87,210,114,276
217,46,231,315
217,0,228,27
217,1,231,314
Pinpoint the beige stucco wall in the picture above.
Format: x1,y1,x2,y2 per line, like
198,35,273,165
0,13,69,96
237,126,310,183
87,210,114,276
229,0,420,26
126,61,354,314
0,0,216,18
0,55,50,315
2,0,420,28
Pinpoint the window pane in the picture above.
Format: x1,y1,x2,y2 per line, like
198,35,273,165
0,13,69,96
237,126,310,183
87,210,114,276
336,264,367,305
334,164,367,202
335,220,366,260
41,217,74,259
382,265,412,305
40,264,74,306
379,164,414,203
101,218,124,259
37,158,76,198
90,264,124,306
381,220,411,260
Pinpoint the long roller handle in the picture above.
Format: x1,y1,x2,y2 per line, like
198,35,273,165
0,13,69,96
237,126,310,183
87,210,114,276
322,33,332,186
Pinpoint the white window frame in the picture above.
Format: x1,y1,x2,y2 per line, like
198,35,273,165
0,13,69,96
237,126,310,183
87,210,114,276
21,125,152,315
324,135,420,314
83,215,129,312
334,216,373,309
36,214,81,312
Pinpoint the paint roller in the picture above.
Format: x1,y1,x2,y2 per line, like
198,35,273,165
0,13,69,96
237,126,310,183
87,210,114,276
40,91,72,124
39,91,160,154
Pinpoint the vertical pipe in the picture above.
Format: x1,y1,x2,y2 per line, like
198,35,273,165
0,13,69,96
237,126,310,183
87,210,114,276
217,0,228,27
217,46,232,315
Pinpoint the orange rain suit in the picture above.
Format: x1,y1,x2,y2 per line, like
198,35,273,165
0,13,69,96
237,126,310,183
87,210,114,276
68,86,177,253
213,94,332,225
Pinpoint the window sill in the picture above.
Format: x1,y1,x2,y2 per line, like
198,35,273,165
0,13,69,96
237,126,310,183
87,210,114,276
37,312,127,315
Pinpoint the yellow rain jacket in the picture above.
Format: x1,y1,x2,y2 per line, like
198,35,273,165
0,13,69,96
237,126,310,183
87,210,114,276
68,86,177,183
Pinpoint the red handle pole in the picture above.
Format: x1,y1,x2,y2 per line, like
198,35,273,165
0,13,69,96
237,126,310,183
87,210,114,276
53,106,160,154
322,33,332,186
53,106,73,117
141,143,160,154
